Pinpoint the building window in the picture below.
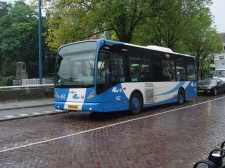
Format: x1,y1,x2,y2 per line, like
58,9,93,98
223,44,225,51
219,56,224,59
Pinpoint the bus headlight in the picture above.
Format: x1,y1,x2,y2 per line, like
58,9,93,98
87,90,95,99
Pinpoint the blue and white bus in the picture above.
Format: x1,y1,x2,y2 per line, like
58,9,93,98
54,39,197,114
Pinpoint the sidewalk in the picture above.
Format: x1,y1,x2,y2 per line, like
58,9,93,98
0,98,54,111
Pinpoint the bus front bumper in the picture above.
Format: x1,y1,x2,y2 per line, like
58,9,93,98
54,102,104,112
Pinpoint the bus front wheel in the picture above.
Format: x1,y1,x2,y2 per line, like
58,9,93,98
177,88,185,104
130,92,143,114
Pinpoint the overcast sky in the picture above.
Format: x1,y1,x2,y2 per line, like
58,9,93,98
210,0,225,33
1,0,225,33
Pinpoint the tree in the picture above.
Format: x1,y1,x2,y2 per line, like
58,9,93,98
44,0,165,50
182,8,222,80
0,0,48,78
0,1,12,72
133,0,213,50
0,1,11,18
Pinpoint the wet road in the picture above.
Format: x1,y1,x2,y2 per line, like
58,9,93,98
0,95,225,168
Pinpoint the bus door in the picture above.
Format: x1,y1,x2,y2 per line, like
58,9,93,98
96,51,112,106
97,51,127,111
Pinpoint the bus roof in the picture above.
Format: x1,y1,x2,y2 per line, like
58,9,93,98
123,42,173,53
123,42,195,58
146,45,173,52
60,39,194,58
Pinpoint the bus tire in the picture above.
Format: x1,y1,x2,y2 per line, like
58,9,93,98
177,88,185,104
130,92,143,114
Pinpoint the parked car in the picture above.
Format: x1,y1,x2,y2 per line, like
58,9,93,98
197,78,225,95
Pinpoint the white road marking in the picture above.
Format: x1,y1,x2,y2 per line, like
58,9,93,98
5,115,16,118
0,96,224,154
55,110,67,112
43,111,53,113
32,112,41,115
3,110,65,120
19,114,29,116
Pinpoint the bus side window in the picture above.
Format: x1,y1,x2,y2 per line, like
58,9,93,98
176,71,180,81
131,66,141,76
153,60,162,81
109,52,125,83
162,61,171,81
140,65,152,82
187,63,196,80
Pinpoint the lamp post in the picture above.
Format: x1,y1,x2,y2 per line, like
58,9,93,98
38,0,43,85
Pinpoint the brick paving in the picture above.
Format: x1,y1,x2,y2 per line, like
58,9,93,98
0,95,225,167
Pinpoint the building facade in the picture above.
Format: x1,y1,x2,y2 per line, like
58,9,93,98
209,33,225,75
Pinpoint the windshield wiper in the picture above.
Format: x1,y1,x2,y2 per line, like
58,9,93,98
59,77,75,87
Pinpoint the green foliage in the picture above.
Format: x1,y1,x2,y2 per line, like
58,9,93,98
0,75,14,86
44,0,219,51
44,0,165,50
179,7,222,79
0,0,50,78
0,1,11,18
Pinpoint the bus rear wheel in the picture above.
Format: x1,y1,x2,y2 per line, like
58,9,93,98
177,88,185,104
130,92,143,114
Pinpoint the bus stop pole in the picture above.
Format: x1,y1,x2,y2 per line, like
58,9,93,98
38,0,43,85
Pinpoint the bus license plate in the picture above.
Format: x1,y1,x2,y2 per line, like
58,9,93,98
68,105,78,110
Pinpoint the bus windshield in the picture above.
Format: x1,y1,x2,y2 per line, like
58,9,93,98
55,42,97,88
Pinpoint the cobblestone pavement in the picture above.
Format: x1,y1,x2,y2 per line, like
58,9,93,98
0,95,225,168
